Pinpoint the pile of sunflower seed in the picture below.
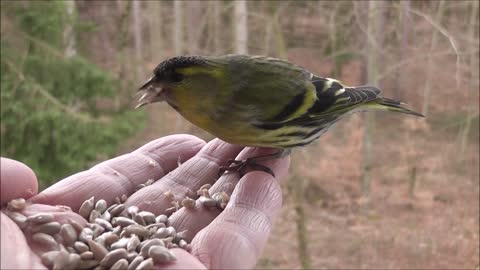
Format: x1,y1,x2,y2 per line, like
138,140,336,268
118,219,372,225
3,182,230,270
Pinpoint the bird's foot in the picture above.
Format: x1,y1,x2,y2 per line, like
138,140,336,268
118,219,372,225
218,158,275,177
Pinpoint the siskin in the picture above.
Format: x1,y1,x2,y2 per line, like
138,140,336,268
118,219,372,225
136,55,423,176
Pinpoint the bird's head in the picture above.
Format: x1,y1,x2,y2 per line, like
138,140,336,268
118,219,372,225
135,55,217,110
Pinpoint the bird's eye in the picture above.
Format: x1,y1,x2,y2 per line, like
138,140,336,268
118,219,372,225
171,71,183,83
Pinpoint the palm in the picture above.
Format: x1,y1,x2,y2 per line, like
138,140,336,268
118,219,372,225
1,135,290,269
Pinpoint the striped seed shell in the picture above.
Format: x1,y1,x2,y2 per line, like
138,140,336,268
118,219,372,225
32,232,58,250
27,213,54,224
94,199,108,214
135,258,153,270
7,198,26,211
88,239,108,261
127,255,144,270
52,250,69,270
110,258,128,270
99,248,128,268
60,224,77,246
78,196,95,219
149,245,177,264
31,221,61,235
74,241,89,253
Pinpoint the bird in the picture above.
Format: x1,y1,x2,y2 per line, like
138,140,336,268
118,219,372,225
136,54,423,176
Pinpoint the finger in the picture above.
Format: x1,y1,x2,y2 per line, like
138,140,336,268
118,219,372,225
1,157,38,206
1,212,46,269
168,147,290,242
18,204,87,255
155,249,206,269
190,158,290,269
30,135,205,212
123,139,243,215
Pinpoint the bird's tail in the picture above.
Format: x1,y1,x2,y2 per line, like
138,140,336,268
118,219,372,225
363,96,424,117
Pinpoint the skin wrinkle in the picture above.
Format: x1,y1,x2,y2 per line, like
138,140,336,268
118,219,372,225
29,136,204,209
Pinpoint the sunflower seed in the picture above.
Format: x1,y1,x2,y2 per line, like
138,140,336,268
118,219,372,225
199,196,217,208
79,197,95,219
212,191,229,209
112,225,122,235
7,198,26,211
99,248,128,268
87,239,108,261
155,215,168,224
52,250,69,270
151,227,169,239
145,179,155,185
79,227,93,243
138,211,156,225
32,232,58,249
5,211,27,229
146,223,166,230
110,237,130,250
69,219,84,233
135,258,153,270
110,204,126,217
114,197,121,204
175,230,187,243
66,246,76,253
199,189,210,198
101,210,111,222
127,234,140,252
31,221,61,235
139,239,165,257
74,241,89,253
127,206,139,217
89,209,101,223
121,194,128,203
149,245,177,264
181,197,196,209
66,253,80,270
127,255,144,270
93,225,105,239
161,236,174,246
41,251,59,268
166,226,176,238
77,259,99,270
167,242,178,249
112,217,137,227
110,258,128,270
198,183,211,191
93,266,106,270
95,199,108,214
126,252,138,262
27,213,54,224
102,232,120,246
95,218,113,231
95,236,106,247
133,214,146,226
107,203,118,212
124,225,150,238
80,251,94,260
164,190,175,201
59,224,77,246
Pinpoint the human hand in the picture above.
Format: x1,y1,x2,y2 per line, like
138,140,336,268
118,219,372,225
1,134,290,269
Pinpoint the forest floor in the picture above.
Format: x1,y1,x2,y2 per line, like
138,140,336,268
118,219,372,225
121,57,479,269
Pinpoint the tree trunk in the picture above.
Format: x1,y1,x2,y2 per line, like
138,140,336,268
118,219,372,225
64,0,77,58
395,0,411,100
174,0,184,55
362,0,385,198
422,1,445,116
132,0,143,81
234,0,248,54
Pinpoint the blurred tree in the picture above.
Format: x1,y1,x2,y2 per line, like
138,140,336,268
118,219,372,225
234,0,248,54
132,0,143,81
0,1,144,186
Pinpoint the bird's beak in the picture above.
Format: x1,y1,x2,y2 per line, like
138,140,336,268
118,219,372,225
135,76,165,109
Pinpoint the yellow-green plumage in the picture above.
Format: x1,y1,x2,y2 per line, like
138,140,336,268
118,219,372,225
137,55,423,149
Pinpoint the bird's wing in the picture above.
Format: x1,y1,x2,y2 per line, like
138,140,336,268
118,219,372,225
222,55,318,125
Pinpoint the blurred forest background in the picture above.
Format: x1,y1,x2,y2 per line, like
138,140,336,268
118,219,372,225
1,0,478,269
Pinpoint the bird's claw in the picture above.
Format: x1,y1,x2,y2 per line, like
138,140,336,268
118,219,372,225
218,158,275,177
